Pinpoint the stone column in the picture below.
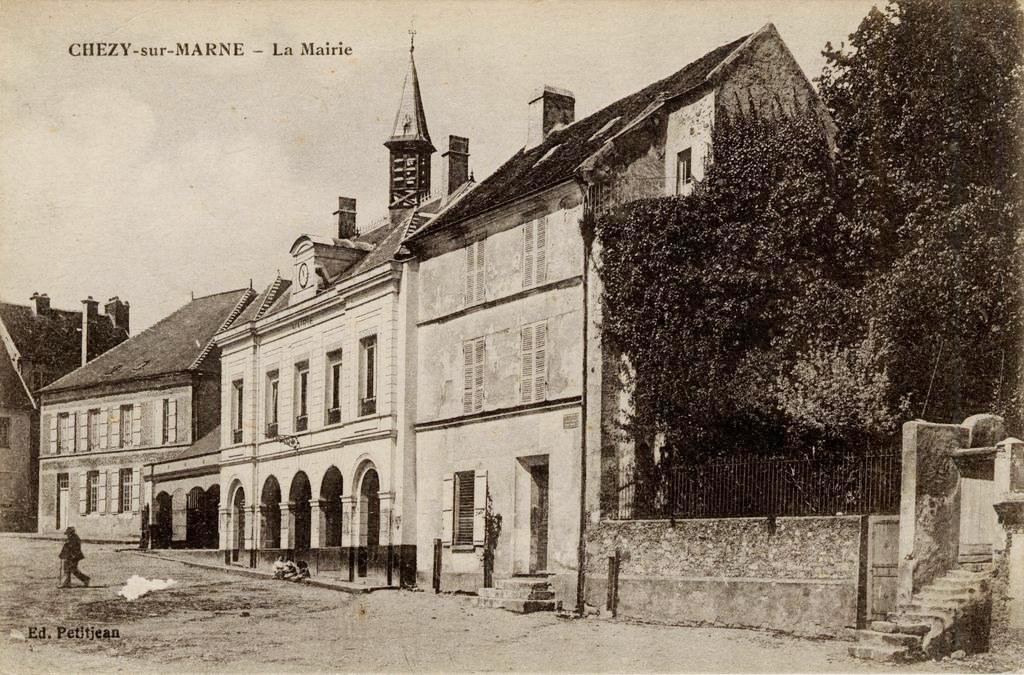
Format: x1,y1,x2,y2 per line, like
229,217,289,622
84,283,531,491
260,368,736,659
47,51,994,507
378,491,395,546
310,499,327,549
340,495,357,548
218,507,230,550
242,505,256,550
281,502,294,550
991,438,1024,652
897,420,969,606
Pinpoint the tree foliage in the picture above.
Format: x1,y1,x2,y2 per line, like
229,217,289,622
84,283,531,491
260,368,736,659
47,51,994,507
818,0,1024,428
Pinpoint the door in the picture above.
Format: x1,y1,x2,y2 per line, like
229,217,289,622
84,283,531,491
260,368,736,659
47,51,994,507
959,477,997,561
867,515,899,622
56,474,69,530
529,464,549,573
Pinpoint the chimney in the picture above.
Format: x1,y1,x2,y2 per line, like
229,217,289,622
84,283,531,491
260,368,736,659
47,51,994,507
526,85,575,150
81,296,99,367
334,197,357,240
105,296,130,333
30,292,50,316
442,135,470,197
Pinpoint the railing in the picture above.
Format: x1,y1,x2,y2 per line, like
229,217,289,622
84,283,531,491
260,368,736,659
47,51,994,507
326,408,341,425
265,422,278,438
294,415,308,432
232,428,243,444
616,451,901,520
359,397,377,417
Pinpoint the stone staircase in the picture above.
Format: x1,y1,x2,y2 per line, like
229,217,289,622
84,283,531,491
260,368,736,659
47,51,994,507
473,576,561,614
849,564,993,663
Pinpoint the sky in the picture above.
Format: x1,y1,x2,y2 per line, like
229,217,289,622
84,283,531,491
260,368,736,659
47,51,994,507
0,0,878,332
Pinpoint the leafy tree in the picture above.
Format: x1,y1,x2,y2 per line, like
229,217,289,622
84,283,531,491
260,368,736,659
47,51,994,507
818,0,1024,429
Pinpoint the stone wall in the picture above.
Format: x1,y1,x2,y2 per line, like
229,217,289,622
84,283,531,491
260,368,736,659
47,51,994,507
585,515,863,635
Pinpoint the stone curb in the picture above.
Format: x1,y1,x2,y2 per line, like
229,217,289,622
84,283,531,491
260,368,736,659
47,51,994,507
128,551,399,595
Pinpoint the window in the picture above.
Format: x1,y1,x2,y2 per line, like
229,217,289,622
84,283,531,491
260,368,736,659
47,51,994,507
231,379,244,444
359,336,377,416
453,470,475,547
119,405,133,448
675,148,693,194
161,399,177,445
520,321,548,404
462,337,485,414
294,361,309,431
0,417,9,448
522,216,548,288
326,350,343,425
118,468,132,513
464,239,485,305
265,370,279,437
86,470,99,513
57,413,71,454
87,409,100,451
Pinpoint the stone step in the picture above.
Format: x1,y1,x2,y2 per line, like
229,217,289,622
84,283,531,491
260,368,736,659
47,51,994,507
955,562,992,573
496,577,554,591
871,620,931,636
891,610,953,630
847,644,914,663
931,578,984,591
957,553,992,563
918,591,973,604
472,596,561,613
853,630,923,649
477,587,556,601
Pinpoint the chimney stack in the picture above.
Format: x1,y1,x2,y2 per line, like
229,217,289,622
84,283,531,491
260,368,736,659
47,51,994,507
334,197,357,240
30,292,50,316
442,135,470,198
105,296,130,333
81,296,99,367
526,85,575,150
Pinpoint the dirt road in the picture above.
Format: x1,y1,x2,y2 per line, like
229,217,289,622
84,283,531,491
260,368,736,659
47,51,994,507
0,536,1009,672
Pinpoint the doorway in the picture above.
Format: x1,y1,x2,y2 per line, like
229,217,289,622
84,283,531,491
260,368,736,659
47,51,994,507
56,473,69,531
529,464,549,573
357,468,380,578
232,486,246,562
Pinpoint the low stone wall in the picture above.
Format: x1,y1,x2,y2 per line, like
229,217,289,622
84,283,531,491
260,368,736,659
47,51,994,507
585,515,863,636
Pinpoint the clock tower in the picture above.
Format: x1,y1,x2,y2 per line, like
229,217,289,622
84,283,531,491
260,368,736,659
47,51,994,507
385,31,435,215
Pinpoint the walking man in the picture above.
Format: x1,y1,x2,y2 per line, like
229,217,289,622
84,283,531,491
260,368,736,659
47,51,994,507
59,527,90,588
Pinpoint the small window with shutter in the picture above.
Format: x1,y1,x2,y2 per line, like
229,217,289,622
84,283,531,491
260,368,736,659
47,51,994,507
453,470,475,547
462,337,485,414
85,470,99,513
520,321,548,404
118,468,132,513
522,216,548,288
465,239,485,306
119,404,133,447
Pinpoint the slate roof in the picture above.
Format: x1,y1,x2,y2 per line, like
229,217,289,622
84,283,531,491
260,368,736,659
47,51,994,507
387,47,433,149
153,425,222,466
41,289,255,394
0,343,32,410
0,301,128,378
407,32,750,239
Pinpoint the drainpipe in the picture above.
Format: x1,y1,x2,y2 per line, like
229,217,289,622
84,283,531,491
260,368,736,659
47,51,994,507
575,197,593,616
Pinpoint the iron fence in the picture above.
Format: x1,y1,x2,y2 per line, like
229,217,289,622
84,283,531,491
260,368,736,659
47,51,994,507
616,451,901,520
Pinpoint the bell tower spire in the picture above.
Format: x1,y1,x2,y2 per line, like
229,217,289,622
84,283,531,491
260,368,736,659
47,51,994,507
385,29,435,214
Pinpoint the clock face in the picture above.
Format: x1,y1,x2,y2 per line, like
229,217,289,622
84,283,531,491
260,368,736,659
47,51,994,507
298,262,310,288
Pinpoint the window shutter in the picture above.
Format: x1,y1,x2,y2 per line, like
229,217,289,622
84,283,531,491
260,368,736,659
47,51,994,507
534,322,547,401
78,472,87,515
523,220,535,288
475,240,485,303
473,339,485,412
167,399,177,443
465,244,475,305
472,469,487,546
462,342,474,414
131,468,141,512
48,415,57,455
77,412,88,452
108,469,118,511
521,325,534,403
97,471,107,514
132,405,142,446
110,407,121,448
99,409,109,449
535,216,547,285
441,475,454,545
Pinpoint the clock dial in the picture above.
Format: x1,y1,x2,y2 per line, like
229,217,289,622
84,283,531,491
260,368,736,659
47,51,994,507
298,262,310,288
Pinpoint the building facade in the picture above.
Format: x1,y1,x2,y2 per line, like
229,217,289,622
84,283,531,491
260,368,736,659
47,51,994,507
37,289,255,540
0,293,129,530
